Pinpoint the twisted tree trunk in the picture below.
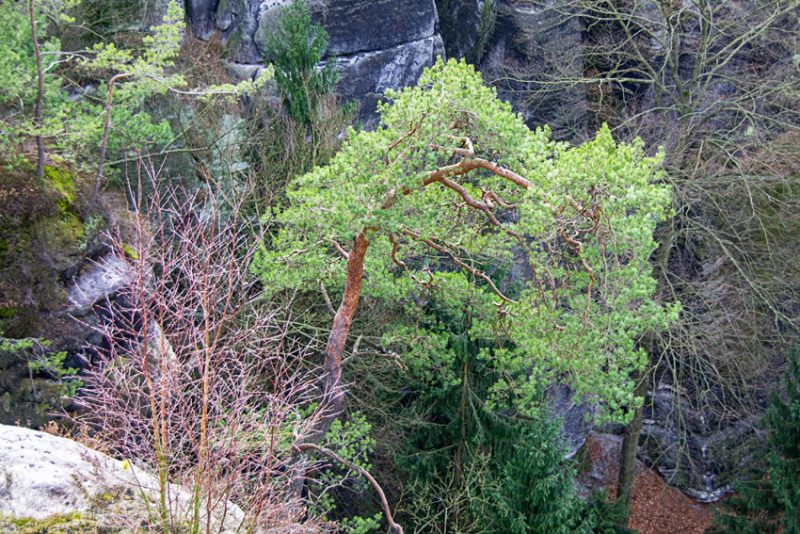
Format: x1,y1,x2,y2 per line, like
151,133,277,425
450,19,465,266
314,229,369,440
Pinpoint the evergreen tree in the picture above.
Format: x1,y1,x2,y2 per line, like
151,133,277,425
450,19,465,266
707,347,800,533
389,310,587,532
264,0,338,127
768,349,800,533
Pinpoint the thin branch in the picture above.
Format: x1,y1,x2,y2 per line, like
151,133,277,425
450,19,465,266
294,443,404,534
559,228,595,320
330,239,350,260
94,72,132,200
403,229,515,303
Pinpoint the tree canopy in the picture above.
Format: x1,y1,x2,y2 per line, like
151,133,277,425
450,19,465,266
254,58,676,426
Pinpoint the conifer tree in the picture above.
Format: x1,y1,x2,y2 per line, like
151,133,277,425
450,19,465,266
708,347,800,533
264,0,338,127
254,58,677,460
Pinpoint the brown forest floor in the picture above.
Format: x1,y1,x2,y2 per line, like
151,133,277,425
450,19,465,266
627,467,712,534
580,432,713,534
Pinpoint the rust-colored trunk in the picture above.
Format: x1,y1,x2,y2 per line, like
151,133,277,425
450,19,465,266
290,230,370,500
319,229,370,431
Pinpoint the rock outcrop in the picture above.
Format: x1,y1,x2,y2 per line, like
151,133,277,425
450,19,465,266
639,385,762,502
480,0,587,139
0,424,246,531
186,0,445,121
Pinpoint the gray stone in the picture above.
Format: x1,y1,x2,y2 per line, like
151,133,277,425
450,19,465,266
481,0,587,139
254,0,438,58
638,383,762,502
434,0,487,60
547,384,594,458
186,0,221,38
185,0,444,120
333,35,445,123
0,424,246,530
65,255,131,316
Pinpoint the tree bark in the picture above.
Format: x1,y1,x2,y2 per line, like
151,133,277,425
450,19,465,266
316,229,369,433
28,0,44,181
94,73,129,201
289,230,370,501
616,368,648,523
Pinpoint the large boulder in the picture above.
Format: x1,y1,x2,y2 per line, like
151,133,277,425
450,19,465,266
184,0,444,121
0,424,246,531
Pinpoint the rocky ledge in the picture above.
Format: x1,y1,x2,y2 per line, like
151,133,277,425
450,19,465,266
186,0,444,121
0,425,246,532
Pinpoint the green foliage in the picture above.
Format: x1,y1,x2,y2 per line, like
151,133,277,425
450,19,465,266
581,493,635,534
0,1,172,172
323,413,376,470
0,1,266,177
251,0,348,208
338,513,382,534
28,350,82,397
483,420,584,533
0,337,40,354
377,305,590,533
27,350,77,377
707,346,800,533
307,413,381,532
768,349,800,533
254,58,676,423
264,0,339,127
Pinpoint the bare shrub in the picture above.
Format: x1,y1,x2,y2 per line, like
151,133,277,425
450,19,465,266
78,160,323,532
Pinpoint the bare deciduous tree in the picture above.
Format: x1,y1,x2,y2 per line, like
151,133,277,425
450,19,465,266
490,0,800,517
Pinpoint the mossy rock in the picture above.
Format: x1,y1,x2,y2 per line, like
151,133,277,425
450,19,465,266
43,165,78,206
0,378,70,427
0,512,100,534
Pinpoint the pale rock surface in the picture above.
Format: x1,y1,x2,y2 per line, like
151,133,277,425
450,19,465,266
0,424,246,531
185,0,444,122
65,255,131,316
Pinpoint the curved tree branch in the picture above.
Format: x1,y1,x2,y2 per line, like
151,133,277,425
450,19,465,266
294,442,404,534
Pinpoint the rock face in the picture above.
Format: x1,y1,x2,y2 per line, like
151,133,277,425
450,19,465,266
434,0,486,60
638,385,761,502
65,255,131,316
186,0,445,121
0,424,246,531
0,252,131,427
481,0,587,139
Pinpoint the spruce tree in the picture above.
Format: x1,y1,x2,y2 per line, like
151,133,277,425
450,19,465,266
264,0,338,127
708,347,800,533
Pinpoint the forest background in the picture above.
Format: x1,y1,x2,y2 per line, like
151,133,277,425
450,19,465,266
0,0,799,533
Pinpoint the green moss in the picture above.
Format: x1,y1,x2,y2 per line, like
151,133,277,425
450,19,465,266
121,243,138,260
43,165,78,205
0,511,97,533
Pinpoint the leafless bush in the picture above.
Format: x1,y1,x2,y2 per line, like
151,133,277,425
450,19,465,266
78,159,324,532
